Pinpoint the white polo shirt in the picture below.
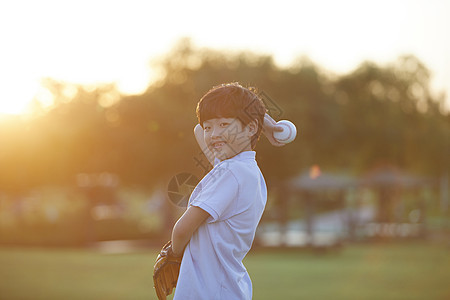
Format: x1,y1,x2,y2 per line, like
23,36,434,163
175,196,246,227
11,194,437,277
174,151,267,300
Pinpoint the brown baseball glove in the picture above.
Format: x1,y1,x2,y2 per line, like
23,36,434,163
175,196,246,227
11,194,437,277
153,241,182,300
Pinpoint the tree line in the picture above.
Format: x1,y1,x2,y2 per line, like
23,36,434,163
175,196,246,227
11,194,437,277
0,39,448,195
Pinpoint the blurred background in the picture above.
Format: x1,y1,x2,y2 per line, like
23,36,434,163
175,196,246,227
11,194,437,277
0,0,449,299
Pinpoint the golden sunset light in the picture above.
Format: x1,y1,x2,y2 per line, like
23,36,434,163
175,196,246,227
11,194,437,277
0,1,448,299
0,0,449,116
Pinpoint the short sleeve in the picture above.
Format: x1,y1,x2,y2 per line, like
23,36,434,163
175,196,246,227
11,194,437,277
190,168,238,222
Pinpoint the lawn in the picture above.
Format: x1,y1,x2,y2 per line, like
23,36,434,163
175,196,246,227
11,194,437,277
0,242,448,300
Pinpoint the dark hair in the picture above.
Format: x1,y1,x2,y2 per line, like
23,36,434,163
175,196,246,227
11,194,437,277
196,82,266,149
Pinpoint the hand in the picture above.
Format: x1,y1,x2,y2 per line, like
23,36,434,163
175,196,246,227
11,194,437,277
262,114,285,147
153,241,182,300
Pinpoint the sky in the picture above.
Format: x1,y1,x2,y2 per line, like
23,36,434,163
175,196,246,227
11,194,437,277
0,0,449,115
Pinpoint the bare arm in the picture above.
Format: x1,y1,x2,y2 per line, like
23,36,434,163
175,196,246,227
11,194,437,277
171,206,210,256
194,124,215,166
263,113,285,147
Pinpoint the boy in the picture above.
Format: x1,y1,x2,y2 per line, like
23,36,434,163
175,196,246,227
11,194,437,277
164,83,282,299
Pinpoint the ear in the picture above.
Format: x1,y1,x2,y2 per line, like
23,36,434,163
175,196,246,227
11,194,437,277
247,119,258,137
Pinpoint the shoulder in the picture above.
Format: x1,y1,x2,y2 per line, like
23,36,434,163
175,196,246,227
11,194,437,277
214,157,249,175
198,163,239,193
217,156,260,186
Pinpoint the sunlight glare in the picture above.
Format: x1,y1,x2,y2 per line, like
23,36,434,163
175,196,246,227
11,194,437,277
0,76,40,115
0,0,448,114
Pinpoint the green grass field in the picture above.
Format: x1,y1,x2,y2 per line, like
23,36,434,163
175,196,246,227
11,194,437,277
0,242,448,300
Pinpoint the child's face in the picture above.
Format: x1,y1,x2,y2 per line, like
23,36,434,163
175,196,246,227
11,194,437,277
203,117,255,161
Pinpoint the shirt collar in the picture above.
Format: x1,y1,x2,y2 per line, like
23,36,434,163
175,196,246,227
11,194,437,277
233,150,256,161
214,151,255,166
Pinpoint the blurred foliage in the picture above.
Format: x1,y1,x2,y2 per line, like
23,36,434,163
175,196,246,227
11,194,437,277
0,187,164,246
1,39,447,192
0,39,448,245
